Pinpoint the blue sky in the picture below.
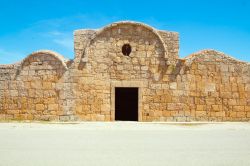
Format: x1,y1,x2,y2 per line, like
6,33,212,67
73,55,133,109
0,0,249,64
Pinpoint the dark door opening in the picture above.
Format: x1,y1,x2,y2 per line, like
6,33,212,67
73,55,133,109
115,87,138,121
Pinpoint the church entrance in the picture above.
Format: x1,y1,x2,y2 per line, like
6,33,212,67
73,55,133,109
115,87,138,121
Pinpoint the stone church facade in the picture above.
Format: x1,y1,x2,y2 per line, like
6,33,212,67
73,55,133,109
0,21,249,121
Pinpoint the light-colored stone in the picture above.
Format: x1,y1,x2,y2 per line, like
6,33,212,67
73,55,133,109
36,104,45,111
0,21,249,122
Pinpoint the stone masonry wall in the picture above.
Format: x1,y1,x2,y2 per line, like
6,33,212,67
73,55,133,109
0,21,249,121
72,22,170,121
185,50,250,121
0,51,68,121
142,50,250,121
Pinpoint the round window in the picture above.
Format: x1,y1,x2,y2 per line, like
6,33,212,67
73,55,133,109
122,44,131,56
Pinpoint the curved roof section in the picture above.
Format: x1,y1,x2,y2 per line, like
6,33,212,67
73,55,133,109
84,21,168,57
20,50,68,69
184,49,250,66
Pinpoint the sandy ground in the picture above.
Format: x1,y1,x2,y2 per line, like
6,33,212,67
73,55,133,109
0,122,250,166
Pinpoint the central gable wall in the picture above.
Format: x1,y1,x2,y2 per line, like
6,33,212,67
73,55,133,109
72,22,180,121
86,23,167,81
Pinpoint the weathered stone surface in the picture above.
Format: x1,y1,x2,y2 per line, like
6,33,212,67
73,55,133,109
0,21,249,122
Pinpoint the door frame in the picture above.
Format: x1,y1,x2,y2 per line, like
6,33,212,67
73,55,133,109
111,81,144,121
115,87,139,121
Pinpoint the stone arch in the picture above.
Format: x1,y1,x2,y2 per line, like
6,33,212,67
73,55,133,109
20,50,68,69
11,50,69,121
81,21,169,81
80,21,168,61
183,49,250,79
184,49,249,66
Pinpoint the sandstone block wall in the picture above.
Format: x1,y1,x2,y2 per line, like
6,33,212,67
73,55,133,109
0,21,249,121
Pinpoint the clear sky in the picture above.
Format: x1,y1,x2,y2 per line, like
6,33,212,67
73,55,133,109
0,0,249,64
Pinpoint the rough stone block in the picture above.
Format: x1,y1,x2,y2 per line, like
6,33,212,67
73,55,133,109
36,104,45,111
169,82,177,90
236,112,246,118
233,106,245,112
196,105,204,111
196,111,207,117
48,104,58,111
